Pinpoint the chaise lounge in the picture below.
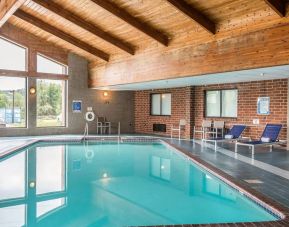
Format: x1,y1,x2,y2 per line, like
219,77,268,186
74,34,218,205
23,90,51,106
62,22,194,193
234,124,282,155
202,125,246,151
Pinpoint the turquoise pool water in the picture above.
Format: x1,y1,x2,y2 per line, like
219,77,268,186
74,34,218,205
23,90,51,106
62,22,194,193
0,141,278,226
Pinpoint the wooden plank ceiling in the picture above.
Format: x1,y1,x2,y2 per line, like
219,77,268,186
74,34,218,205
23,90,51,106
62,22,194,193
5,0,289,66
0,0,26,26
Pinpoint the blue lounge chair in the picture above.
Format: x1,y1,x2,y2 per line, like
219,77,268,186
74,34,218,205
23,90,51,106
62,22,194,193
202,125,246,151
235,124,282,155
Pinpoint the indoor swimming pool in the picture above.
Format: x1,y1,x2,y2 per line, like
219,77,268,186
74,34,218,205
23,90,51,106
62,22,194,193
0,140,281,226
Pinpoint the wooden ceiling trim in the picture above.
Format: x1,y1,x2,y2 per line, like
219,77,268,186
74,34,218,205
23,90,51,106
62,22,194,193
88,22,289,88
32,0,135,55
90,0,169,46
0,0,26,27
166,0,216,34
264,0,286,17
14,10,110,61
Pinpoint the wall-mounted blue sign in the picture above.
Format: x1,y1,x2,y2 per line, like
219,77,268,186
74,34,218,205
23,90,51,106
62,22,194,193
72,100,82,113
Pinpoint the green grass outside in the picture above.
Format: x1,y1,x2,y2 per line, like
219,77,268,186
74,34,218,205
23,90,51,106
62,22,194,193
37,118,64,127
3,117,65,128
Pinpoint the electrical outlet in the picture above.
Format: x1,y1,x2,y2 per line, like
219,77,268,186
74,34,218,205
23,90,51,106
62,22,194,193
253,119,259,125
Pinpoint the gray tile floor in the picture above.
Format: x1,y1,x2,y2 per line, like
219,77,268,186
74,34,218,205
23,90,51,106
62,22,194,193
166,139,289,208
224,143,289,171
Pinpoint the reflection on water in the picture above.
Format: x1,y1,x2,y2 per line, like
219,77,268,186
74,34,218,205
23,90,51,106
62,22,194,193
0,152,25,200
36,146,66,195
0,144,67,227
0,205,25,227
0,142,277,227
151,156,171,181
37,198,66,218
204,174,237,201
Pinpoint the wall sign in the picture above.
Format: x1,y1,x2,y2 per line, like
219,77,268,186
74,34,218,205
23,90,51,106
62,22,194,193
72,100,82,113
257,97,270,115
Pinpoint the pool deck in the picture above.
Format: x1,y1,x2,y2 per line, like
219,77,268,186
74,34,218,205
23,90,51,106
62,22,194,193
2,135,289,226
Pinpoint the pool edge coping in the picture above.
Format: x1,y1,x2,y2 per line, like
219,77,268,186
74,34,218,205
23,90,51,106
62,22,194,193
1,136,289,227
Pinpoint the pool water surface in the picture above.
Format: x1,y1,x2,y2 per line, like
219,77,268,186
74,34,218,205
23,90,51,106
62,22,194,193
0,141,279,226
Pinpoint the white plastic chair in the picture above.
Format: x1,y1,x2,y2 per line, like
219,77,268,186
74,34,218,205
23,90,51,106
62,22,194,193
193,120,212,139
205,121,224,138
0,120,6,128
96,117,111,134
171,119,186,140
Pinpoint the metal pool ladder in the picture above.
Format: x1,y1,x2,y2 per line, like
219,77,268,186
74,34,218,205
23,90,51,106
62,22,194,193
83,122,89,141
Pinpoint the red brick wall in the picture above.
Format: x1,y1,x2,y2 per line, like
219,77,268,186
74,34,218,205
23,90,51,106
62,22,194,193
134,87,193,138
194,79,287,140
135,79,287,140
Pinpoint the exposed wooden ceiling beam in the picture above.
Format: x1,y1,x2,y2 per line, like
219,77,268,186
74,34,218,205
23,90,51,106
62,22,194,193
264,0,286,17
32,0,134,55
166,0,216,35
14,9,109,61
0,0,26,27
90,0,169,46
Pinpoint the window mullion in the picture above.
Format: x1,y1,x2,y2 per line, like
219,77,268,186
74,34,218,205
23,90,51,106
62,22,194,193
220,90,222,117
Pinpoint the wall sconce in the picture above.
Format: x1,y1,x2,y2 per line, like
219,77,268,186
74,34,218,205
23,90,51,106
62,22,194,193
102,91,110,104
103,91,108,97
29,181,36,188
29,87,36,95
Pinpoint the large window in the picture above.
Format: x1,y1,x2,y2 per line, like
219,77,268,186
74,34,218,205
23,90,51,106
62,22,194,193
0,37,26,71
205,89,238,118
0,77,26,128
0,37,69,129
37,79,66,127
37,54,67,75
151,93,171,116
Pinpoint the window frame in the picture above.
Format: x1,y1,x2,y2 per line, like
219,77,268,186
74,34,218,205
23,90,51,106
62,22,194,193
204,88,238,118
36,78,68,128
150,93,171,116
36,53,68,75
0,35,28,72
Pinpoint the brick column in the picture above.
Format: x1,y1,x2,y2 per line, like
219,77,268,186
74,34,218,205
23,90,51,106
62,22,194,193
287,79,289,150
